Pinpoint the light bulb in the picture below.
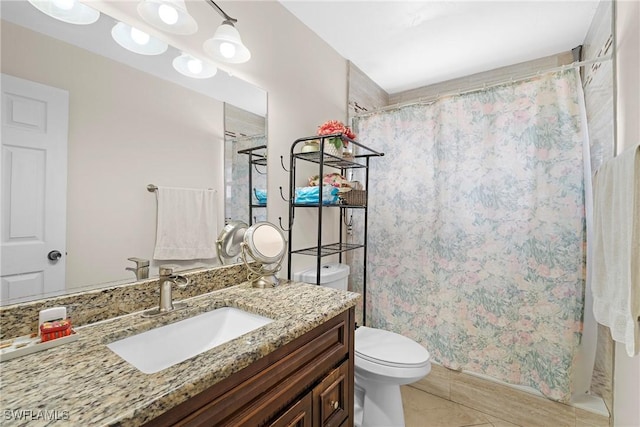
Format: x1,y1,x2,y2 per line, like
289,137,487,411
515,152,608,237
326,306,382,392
187,58,203,74
219,42,236,59
52,0,75,10
158,4,178,25
130,27,150,45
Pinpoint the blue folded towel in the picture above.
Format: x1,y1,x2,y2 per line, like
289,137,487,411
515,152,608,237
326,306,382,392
254,189,267,205
295,186,339,205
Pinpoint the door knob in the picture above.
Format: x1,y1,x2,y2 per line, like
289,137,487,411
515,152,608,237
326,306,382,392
47,250,62,261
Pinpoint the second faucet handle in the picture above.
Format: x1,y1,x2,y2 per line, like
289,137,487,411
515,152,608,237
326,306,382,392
128,257,150,268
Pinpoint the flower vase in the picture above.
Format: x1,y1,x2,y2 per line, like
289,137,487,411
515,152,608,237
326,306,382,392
342,143,355,160
324,139,343,157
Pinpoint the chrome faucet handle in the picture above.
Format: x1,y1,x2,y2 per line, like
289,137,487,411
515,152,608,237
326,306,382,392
126,258,150,280
142,265,188,318
127,257,149,268
159,265,189,287
159,265,177,276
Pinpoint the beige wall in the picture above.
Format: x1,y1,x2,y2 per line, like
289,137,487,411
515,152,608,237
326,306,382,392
613,1,640,426
389,51,574,104
1,21,225,289
348,61,390,117
615,0,640,154
583,0,616,171
224,1,348,275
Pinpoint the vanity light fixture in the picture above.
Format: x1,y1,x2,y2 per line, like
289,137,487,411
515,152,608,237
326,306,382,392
111,21,169,56
137,0,198,35
202,1,251,64
173,52,218,79
27,0,100,25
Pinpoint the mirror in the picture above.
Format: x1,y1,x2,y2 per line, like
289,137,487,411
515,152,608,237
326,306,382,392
0,1,267,305
241,222,286,288
224,104,268,226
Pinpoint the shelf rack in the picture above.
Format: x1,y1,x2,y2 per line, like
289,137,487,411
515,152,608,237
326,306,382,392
286,133,383,325
238,144,267,225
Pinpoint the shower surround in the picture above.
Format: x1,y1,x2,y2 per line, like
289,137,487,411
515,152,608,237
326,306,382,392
352,70,589,402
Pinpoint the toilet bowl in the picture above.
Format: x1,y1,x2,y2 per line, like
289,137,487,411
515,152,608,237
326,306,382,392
294,263,432,427
354,326,431,427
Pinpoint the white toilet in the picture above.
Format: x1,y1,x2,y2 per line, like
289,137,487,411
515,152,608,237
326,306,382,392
294,263,431,427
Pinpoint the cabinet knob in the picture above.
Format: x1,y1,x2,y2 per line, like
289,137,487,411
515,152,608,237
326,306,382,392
331,400,339,410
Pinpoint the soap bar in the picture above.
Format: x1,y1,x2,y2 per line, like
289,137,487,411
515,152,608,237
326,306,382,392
40,319,72,342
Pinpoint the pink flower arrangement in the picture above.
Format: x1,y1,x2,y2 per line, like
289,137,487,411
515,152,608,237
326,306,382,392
317,120,356,149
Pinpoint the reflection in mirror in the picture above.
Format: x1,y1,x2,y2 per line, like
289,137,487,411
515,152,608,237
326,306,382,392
241,222,286,288
0,1,267,305
224,104,267,226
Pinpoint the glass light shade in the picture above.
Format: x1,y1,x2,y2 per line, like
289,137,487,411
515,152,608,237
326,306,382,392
158,4,178,25
172,53,218,79
28,0,100,25
203,21,251,64
137,0,197,35
111,22,168,56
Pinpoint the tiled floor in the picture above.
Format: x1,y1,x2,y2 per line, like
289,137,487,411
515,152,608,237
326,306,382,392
402,385,521,427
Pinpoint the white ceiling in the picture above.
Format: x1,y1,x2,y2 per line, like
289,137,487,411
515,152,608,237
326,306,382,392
280,1,601,94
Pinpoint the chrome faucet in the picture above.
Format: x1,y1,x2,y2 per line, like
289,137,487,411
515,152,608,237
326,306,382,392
126,257,149,280
143,265,190,317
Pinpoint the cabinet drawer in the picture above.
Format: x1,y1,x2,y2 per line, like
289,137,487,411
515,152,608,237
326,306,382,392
269,392,312,427
313,361,349,427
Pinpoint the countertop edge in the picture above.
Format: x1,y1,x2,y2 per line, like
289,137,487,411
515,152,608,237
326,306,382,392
0,281,360,427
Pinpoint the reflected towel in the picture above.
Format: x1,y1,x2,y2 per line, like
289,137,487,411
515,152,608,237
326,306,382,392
254,188,267,205
153,187,218,260
592,144,640,356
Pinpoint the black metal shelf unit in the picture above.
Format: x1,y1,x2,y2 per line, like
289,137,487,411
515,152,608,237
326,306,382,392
238,144,267,225
286,133,383,325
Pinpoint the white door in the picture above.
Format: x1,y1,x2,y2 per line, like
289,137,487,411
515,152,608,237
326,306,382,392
1,74,69,304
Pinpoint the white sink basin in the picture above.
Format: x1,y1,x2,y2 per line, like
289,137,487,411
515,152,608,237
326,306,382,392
107,307,273,374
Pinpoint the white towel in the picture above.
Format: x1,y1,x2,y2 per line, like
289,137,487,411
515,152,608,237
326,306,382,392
153,187,218,260
592,144,640,356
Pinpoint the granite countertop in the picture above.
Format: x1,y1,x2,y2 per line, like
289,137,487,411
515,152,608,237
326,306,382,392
0,281,360,426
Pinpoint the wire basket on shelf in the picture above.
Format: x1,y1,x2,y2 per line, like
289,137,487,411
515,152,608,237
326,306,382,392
341,190,366,206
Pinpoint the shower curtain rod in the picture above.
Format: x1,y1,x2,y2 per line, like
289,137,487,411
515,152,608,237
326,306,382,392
353,54,612,118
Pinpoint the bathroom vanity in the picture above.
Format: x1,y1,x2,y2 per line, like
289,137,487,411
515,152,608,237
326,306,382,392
0,281,359,426
150,307,353,426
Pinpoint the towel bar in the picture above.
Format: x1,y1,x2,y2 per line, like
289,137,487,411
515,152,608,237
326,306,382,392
147,184,214,192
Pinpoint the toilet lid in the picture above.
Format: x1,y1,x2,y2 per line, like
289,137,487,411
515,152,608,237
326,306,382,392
355,326,430,368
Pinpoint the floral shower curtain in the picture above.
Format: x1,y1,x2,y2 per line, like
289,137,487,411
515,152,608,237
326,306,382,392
352,70,588,402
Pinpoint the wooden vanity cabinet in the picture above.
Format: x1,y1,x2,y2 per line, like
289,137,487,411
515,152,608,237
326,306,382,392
268,358,349,427
147,308,355,427
311,360,349,427
269,392,312,427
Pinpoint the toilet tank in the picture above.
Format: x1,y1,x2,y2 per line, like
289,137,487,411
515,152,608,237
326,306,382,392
293,263,350,290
